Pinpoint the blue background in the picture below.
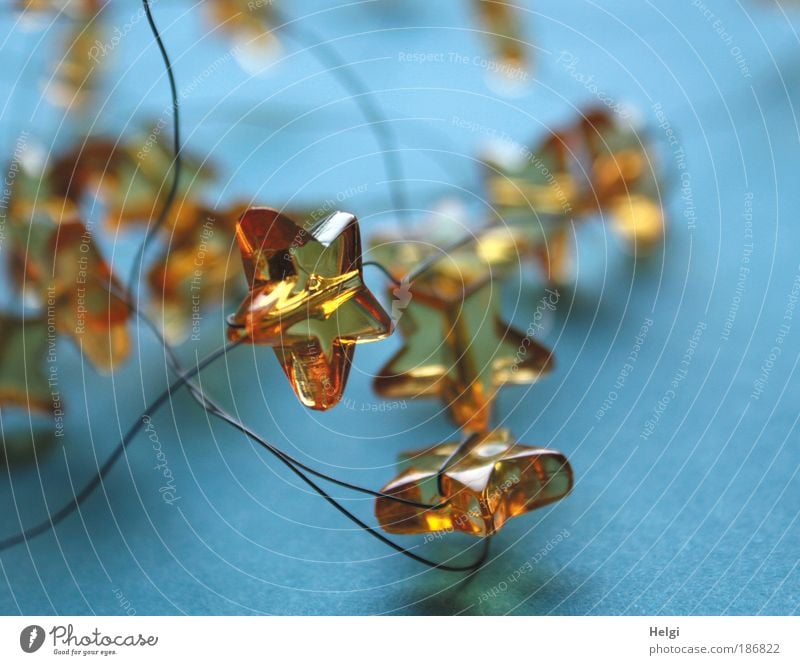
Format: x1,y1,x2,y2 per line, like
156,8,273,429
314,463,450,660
0,0,799,615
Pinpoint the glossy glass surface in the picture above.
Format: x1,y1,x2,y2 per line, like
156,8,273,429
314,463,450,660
376,428,573,537
228,208,392,410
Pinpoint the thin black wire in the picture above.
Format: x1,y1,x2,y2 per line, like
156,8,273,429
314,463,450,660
0,342,235,551
132,300,448,511
138,3,483,571
129,0,182,301
0,2,488,572
362,260,403,287
273,9,410,219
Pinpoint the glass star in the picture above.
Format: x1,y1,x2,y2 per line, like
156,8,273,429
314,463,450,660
147,202,242,342
44,8,104,110
484,107,665,280
375,428,573,537
49,219,131,371
371,239,554,432
227,208,392,410
0,315,52,414
472,0,530,81
48,131,214,230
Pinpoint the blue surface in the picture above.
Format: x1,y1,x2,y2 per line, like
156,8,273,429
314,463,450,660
0,0,799,615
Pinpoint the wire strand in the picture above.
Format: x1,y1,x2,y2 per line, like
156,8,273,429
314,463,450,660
129,0,182,303
0,2,491,574
274,9,410,219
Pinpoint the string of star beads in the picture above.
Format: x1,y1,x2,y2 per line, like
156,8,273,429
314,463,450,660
221,203,574,539
0,2,665,567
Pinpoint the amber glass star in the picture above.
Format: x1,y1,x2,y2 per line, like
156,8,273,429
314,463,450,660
472,0,529,79
0,315,52,414
227,208,392,410
48,131,214,230
375,428,573,537
20,0,107,111
580,109,664,252
49,219,131,371
485,107,664,280
371,239,553,432
147,202,242,342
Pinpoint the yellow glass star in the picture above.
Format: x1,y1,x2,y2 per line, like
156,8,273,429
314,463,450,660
371,238,554,432
44,5,104,110
227,208,392,410
485,108,665,280
472,0,530,82
49,219,131,371
146,202,244,342
48,131,214,231
0,315,58,464
0,315,52,414
375,428,573,537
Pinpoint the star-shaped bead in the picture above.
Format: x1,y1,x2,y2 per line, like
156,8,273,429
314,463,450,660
0,315,52,414
2,176,131,372
484,107,664,280
147,202,243,342
472,0,529,83
48,131,214,231
370,237,554,432
49,219,131,371
227,207,392,410
375,428,573,537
